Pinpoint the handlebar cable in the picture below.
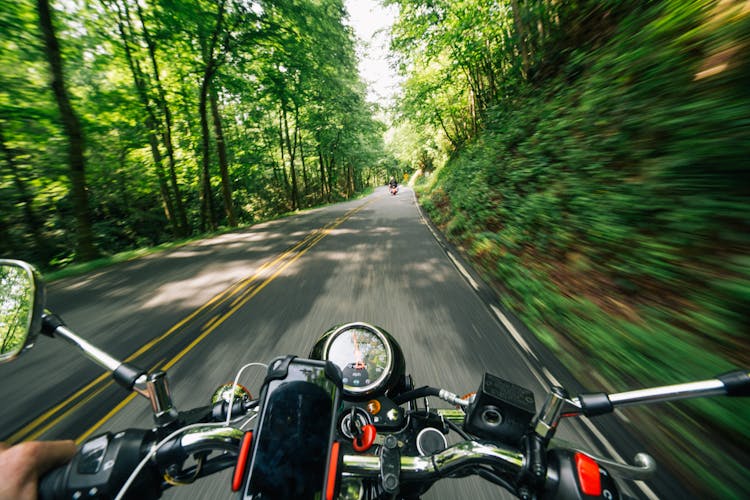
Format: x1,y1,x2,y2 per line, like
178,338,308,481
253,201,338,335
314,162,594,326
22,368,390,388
445,419,471,441
114,422,227,500
239,411,258,430
391,386,470,407
392,386,440,405
474,465,516,492
226,362,267,425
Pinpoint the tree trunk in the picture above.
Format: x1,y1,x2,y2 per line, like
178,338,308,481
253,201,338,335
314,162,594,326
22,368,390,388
145,116,178,231
346,162,354,198
36,0,98,261
327,155,336,200
294,104,308,205
317,145,327,200
511,0,530,78
278,110,290,198
260,132,281,185
210,86,236,226
297,126,309,205
281,101,299,210
135,0,188,235
0,124,47,258
435,111,459,149
113,0,178,235
199,70,217,231
197,0,227,231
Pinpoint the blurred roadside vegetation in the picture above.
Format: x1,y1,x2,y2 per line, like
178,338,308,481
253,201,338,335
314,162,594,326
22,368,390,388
389,0,749,496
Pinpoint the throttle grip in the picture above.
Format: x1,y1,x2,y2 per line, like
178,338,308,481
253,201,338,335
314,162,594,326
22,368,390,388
37,429,161,500
38,462,70,500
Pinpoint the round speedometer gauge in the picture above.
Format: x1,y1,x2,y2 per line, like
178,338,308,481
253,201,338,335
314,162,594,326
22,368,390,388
320,323,394,396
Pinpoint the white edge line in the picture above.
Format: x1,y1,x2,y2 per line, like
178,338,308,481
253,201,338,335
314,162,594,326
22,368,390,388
447,252,480,290
542,367,561,387
490,304,538,361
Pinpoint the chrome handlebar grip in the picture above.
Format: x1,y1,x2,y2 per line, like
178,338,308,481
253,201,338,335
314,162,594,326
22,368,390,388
178,425,246,455
607,379,726,407
342,440,525,481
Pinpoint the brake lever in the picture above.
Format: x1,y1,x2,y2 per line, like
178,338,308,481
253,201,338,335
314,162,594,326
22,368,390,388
549,438,657,480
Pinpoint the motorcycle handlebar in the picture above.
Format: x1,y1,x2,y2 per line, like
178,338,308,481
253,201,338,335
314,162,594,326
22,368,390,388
38,465,67,500
158,427,527,485
341,440,525,482
38,425,528,500
157,427,527,485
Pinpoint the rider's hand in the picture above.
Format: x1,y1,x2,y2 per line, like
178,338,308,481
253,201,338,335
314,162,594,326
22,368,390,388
0,440,76,500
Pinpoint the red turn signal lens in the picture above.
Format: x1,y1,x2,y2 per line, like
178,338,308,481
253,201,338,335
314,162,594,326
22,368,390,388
232,431,253,492
575,452,602,496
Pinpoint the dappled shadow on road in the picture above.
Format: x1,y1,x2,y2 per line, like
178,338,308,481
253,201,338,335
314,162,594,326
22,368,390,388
152,190,544,500
159,190,542,419
0,203,351,439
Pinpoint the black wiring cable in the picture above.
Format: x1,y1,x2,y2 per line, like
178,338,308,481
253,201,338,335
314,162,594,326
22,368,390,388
474,466,516,493
445,418,472,440
391,386,441,405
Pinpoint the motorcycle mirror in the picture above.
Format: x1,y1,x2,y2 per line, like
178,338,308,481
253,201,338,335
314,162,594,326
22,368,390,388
0,259,45,363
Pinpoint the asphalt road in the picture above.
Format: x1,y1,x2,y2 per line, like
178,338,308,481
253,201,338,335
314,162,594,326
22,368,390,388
0,186,684,498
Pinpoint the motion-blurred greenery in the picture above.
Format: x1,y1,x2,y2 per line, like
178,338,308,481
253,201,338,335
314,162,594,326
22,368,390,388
409,0,749,496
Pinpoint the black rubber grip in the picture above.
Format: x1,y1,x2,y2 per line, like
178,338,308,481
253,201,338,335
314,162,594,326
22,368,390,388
579,392,614,416
40,313,66,337
718,370,750,397
38,462,70,500
113,363,146,390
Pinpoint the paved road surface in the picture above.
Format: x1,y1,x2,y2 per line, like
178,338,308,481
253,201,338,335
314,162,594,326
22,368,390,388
1,187,684,498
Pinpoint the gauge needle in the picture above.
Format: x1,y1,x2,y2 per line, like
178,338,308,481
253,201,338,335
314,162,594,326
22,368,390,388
352,332,365,369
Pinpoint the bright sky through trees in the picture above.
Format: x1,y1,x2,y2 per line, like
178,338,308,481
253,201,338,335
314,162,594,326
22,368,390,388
344,0,401,106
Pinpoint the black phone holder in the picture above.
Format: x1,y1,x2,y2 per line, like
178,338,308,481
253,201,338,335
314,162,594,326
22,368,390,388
239,356,343,500
263,355,343,387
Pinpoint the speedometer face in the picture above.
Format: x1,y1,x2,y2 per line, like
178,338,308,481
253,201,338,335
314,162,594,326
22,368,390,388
324,324,393,395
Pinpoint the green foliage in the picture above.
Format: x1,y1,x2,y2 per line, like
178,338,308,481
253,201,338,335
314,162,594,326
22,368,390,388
1,0,388,270
403,0,750,496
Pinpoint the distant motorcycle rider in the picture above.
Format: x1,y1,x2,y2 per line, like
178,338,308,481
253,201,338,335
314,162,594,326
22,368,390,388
388,176,398,195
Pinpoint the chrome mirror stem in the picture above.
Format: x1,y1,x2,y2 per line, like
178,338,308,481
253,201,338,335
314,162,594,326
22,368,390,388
47,321,122,372
533,387,568,441
41,313,176,422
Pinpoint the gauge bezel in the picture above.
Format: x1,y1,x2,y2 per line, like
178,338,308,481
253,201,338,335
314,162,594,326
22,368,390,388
322,322,395,396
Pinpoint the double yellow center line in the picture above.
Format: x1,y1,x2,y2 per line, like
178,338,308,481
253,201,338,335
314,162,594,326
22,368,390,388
8,199,373,444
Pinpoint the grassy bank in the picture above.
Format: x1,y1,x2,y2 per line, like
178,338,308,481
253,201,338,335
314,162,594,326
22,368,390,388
416,2,749,497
